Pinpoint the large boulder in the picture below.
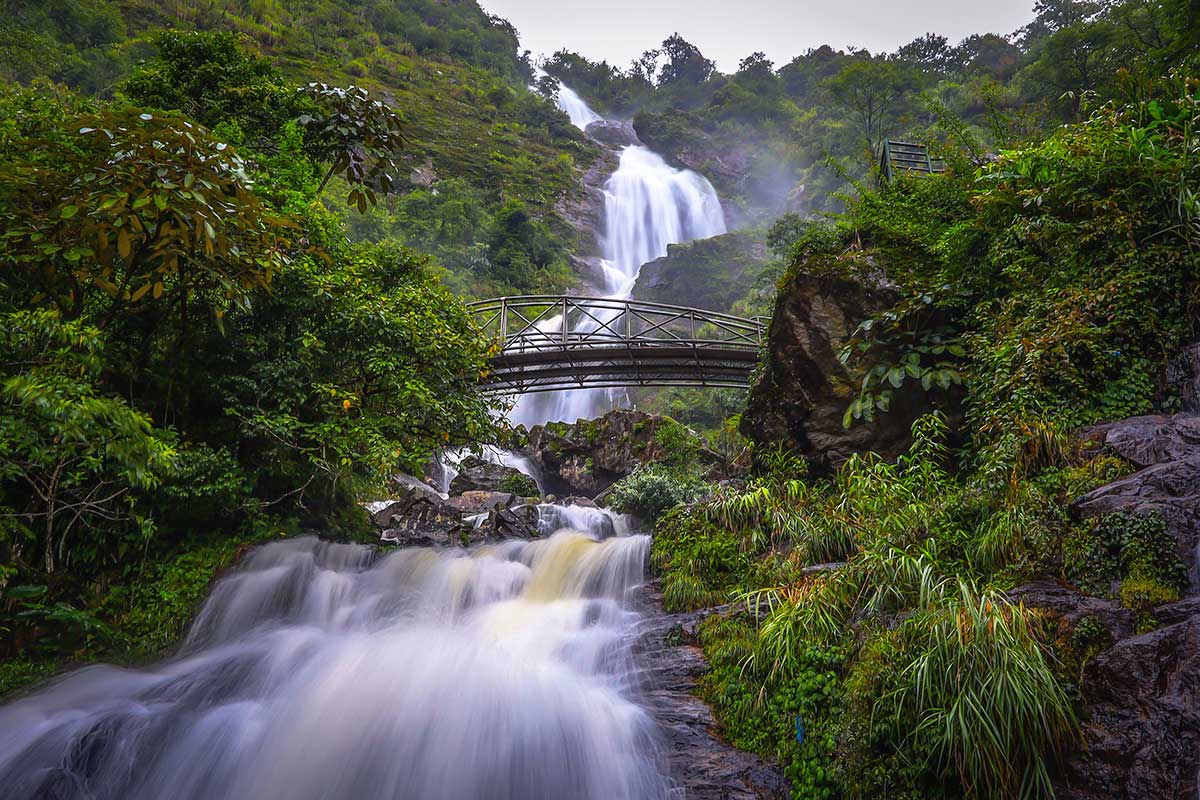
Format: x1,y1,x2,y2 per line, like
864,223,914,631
584,119,639,147
449,456,529,496
740,271,936,471
631,232,768,314
524,410,714,497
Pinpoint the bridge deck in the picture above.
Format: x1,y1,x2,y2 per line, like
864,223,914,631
471,296,765,393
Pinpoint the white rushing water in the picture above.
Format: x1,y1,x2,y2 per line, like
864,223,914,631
510,83,726,428
0,516,669,799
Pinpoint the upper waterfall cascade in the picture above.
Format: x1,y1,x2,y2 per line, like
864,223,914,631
511,81,726,427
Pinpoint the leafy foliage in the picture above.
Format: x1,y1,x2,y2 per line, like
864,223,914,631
0,76,496,682
0,107,292,323
297,82,404,211
607,465,708,528
0,310,174,576
658,415,1098,797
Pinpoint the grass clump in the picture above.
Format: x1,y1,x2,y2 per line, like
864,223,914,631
666,415,1086,798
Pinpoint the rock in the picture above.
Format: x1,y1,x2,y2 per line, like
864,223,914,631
631,232,769,314
559,496,597,508
376,488,541,547
1009,581,1134,643
1045,413,1200,798
632,582,788,799
553,147,615,266
1056,616,1200,800
583,118,639,147
408,157,436,188
394,472,445,502
1073,413,1200,586
525,410,716,497
1083,413,1200,469
449,456,526,495
380,497,463,547
1167,342,1200,412
468,503,540,541
740,270,939,471
446,490,514,514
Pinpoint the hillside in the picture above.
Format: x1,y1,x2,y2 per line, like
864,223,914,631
545,2,1199,224
2,0,600,297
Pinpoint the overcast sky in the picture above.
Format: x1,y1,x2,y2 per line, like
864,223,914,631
479,0,1037,73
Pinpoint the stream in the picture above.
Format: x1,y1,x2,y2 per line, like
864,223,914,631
0,83,781,800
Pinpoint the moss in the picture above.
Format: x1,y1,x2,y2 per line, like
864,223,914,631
497,471,538,497
1120,576,1182,632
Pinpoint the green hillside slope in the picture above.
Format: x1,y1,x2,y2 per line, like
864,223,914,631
2,0,600,297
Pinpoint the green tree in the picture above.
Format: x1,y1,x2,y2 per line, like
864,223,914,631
823,59,920,159
296,82,405,211
122,29,299,146
0,310,174,578
0,107,292,326
658,33,716,87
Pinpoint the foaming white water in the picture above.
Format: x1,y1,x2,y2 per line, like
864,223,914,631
0,523,668,799
557,82,603,130
438,445,544,495
512,85,726,428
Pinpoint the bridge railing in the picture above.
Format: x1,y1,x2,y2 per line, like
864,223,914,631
469,295,765,354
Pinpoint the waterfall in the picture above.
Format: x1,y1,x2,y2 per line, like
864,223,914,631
510,83,726,428
0,517,672,799
555,82,603,130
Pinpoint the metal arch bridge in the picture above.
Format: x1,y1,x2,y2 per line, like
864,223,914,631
470,295,766,394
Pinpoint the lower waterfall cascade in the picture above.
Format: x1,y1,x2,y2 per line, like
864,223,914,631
0,508,677,799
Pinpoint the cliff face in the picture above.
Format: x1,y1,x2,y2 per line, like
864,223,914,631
739,268,938,471
630,232,768,314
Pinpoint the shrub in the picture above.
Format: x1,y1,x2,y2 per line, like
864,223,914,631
606,464,707,526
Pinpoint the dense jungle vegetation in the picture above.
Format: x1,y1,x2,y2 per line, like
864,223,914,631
635,10,1200,797
544,0,1199,222
1,0,1199,797
2,0,597,299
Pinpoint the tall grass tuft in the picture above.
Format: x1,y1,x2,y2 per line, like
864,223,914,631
889,582,1075,799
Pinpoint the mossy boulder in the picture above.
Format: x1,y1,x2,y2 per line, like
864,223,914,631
525,410,715,497
631,231,768,314
740,268,936,471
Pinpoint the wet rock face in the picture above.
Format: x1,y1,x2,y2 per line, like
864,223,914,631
632,583,788,800
1057,616,1200,800
524,410,713,498
1075,414,1200,585
740,271,936,471
631,232,769,314
1032,412,1200,799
